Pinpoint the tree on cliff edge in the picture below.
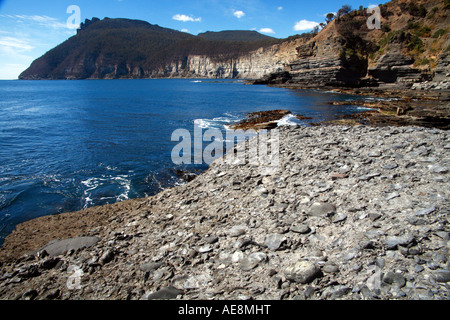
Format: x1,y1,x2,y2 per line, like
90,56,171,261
337,5,352,19
326,13,335,24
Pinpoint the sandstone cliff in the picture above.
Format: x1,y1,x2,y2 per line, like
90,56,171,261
161,39,304,79
254,0,450,90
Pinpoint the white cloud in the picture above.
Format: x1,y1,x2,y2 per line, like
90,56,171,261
293,19,320,31
259,28,275,34
181,28,190,33
233,10,245,19
277,6,283,11
0,36,34,51
172,14,202,22
13,15,67,29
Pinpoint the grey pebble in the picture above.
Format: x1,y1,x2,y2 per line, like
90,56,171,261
290,224,310,234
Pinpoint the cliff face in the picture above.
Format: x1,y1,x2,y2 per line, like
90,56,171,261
19,18,302,80
254,0,450,90
162,40,302,79
57,39,302,80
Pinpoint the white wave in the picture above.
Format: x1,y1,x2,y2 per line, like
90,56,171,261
212,117,233,123
192,80,202,83
194,113,244,130
81,174,131,208
276,114,301,127
83,195,93,209
194,119,213,129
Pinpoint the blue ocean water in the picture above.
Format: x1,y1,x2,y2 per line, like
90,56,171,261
0,79,373,245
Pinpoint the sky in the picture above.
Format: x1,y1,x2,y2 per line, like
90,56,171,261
0,0,387,80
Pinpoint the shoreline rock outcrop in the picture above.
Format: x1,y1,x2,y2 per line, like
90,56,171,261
250,0,450,91
0,125,448,300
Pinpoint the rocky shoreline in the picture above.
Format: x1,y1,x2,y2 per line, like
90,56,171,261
0,124,449,300
236,86,450,130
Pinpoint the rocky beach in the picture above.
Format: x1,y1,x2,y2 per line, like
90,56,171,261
0,123,449,300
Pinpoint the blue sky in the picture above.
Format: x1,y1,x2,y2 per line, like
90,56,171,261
0,0,386,79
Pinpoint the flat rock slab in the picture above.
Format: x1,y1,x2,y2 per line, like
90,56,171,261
38,237,100,257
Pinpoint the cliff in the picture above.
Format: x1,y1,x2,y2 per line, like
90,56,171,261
18,18,303,80
162,40,303,79
253,0,450,90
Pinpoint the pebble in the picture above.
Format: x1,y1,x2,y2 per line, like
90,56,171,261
382,272,406,288
290,224,310,234
227,225,247,237
204,236,219,244
285,261,321,284
358,173,381,181
415,206,436,216
384,234,415,250
328,285,351,299
239,252,267,271
381,163,398,170
144,287,184,300
433,270,450,283
308,202,336,217
264,234,287,250
385,192,400,201
322,263,339,274
332,213,347,223
198,245,213,253
99,249,115,265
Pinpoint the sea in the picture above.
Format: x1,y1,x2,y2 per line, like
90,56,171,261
0,79,375,245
